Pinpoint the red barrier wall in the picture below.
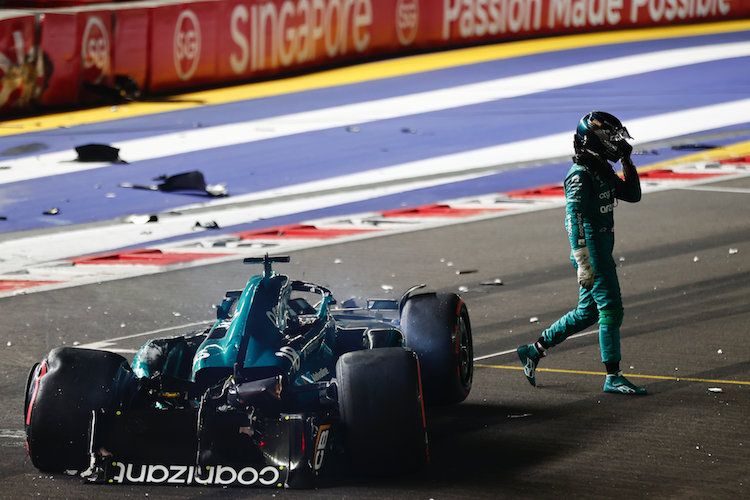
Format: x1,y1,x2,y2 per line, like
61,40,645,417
111,6,149,94
149,1,222,92
38,11,80,106
214,0,393,82
1,0,749,114
4,0,111,8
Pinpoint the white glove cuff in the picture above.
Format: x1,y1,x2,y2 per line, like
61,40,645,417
572,247,591,267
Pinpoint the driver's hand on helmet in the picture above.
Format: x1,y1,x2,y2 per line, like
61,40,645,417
618,139,633,163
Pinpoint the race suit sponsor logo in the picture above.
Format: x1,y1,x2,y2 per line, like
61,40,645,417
599,188,616,213
81,16,110,86
174,10,201,81
566,174,583,203
313,425,331,471
109,463,282,487
229,0,373,75
395,0,419,45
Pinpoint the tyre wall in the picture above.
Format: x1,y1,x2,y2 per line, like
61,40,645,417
1,0,749,114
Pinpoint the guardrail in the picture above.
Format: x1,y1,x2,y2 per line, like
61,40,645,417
1,0,749,115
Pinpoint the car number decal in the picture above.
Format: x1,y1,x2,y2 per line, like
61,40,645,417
314,425,331,472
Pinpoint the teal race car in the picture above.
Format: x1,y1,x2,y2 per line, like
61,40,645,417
24,255,473,488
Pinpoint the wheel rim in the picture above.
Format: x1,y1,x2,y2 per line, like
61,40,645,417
457,312,473,388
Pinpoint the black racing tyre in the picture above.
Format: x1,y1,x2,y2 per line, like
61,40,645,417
335,348,428,475
25,347,130,473
400,292,473,406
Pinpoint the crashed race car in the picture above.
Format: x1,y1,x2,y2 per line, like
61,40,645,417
25,255,473,488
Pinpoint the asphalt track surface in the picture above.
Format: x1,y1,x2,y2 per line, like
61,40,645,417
2,20,750,500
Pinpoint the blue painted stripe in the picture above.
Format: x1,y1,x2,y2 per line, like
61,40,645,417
1,32,749,235
1,30,748,155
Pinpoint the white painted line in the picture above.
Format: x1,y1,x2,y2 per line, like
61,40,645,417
2,42,750,185
77,320,213,350
679,186,750,194
474,348,519,361
0,170,488,275
4,96,750,276
0,429,26,440
473,329,599,361
2,164,747,298
77,319,598,362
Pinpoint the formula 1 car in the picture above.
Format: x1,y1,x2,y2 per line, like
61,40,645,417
25,255,473,488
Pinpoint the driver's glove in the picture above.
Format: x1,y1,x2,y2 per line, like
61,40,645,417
573,247,594,290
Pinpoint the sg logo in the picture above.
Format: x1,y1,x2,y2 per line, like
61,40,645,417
174,10,201,81
82,17,110,85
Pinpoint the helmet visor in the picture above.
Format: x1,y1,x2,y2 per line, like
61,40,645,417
610,127,632,142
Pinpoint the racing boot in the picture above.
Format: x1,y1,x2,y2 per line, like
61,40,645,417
603,371,647,395
517,343,544,387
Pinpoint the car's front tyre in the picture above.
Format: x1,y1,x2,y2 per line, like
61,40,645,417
400,292,474,406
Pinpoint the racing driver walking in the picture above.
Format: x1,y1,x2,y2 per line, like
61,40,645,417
517,111,647,395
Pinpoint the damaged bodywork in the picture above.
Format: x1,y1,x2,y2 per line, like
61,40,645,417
24,254,473,488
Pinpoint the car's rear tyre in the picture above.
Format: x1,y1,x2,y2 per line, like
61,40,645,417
25,347,130,473
400,292,473,406
335,348,428,475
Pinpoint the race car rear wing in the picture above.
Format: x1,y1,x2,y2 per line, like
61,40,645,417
244,254,290,277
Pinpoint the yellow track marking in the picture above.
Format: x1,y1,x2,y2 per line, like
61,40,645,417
638,140,750,171
477,364,750,386
2,19,750,137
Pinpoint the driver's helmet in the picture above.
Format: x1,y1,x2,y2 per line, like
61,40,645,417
574,111,632,162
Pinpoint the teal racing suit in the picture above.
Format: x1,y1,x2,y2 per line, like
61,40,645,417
541,161,641,364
